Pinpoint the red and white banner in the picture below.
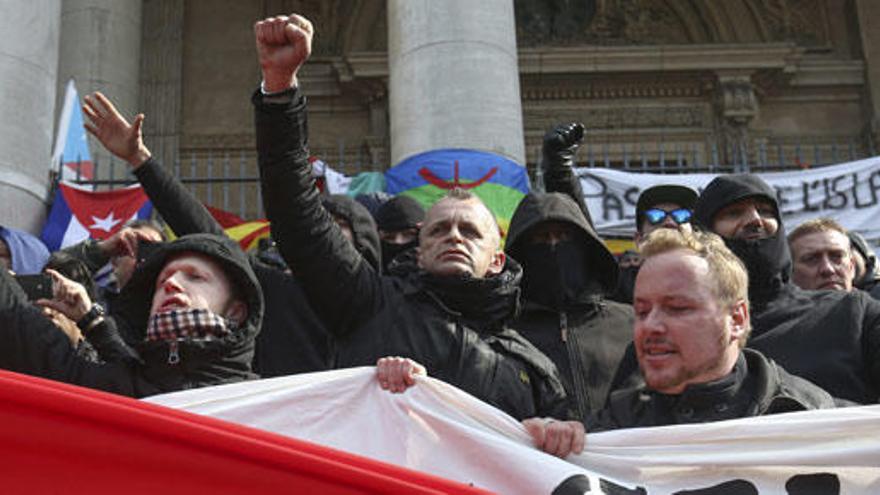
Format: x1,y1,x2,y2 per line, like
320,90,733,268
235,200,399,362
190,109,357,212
149,368,880,495
0,370,488,494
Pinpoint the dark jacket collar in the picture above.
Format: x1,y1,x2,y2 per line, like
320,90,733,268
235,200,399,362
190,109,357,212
414,259,523,333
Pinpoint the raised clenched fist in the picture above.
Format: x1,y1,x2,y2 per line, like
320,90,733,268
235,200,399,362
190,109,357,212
542,122,585,172
254,14,314,92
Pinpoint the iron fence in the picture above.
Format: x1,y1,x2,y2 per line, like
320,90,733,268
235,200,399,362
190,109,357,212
59,132,876,219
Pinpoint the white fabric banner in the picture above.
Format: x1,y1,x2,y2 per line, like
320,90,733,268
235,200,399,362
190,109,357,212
148,368,880,495
578,157,880,253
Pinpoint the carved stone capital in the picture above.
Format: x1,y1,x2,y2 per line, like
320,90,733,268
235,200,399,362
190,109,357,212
716,74,759,127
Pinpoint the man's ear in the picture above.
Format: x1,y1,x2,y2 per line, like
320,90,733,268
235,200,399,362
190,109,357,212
487,250,506,276
633,230,643,247
728,299,749,345
224,300,248,326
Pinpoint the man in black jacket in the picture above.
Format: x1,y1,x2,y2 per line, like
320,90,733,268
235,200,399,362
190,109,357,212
0,233,263,397
850,230,880,298
251,13,567,420
525,229,835,457
506,192,633,421
611,174,880,404
693,174,880,404
80,90,333,377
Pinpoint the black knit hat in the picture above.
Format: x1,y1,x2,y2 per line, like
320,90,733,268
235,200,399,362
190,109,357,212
693,174,779,230
375,195,426,232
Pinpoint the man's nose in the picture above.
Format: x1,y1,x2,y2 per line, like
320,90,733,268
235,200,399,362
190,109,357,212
638,308,665,333
447,225,464,242
161,272,184,293
743,206,763,224
817,255,837,276
545,231,566,246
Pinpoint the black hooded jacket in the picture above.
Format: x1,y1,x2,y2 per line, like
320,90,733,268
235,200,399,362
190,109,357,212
506,193,634,420
610,174,880,404
253,87,568,420
129,158,333,377
0,234,263,397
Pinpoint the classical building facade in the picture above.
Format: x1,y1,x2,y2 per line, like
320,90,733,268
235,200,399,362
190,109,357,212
149,0,877,177
1,0,878,228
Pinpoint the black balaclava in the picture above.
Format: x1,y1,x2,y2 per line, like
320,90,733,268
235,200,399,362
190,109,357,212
694,174,791,307
381,240,418,271
375,195,425,271
506,193,619,304
517,238,601,310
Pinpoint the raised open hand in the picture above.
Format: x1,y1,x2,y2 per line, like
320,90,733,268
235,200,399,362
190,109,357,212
82,92,151,168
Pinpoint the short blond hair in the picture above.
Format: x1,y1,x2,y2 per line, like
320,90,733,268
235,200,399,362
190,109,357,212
432,188,502,245
640,229,751,344
788,217,848,246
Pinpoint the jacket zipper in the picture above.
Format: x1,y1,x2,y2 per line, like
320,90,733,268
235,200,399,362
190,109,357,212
561,310,589,421
167,341,181,365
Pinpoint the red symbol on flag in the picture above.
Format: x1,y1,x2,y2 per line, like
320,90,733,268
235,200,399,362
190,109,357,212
418,161,498,190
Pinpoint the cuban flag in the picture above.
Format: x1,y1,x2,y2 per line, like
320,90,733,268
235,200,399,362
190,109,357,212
51,79,94,183
40,183,153,251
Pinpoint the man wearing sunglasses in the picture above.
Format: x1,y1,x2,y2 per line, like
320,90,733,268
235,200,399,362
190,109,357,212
634,185,698,244
612,185,698,304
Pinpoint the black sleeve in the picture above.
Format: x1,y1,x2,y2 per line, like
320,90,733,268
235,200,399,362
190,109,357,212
59,240,110,274
543,165,595,228
861,295,880,402
85,315,143,365
253,88,383,337
0,267,30,311
133,158,225,237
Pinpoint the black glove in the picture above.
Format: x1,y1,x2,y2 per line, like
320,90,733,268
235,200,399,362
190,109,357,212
541,122,585,172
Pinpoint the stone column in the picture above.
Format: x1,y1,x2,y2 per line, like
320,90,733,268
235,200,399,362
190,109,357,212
0,1,61,232
139,0,184,170
856,0,880,152
57,0,143,172
387,0,525,165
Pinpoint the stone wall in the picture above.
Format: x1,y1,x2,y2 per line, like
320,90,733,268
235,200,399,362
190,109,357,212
148,0,877,179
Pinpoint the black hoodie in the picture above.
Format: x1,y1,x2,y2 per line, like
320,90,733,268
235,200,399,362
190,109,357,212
611,174,880,404
321,195,382,273
506,193,634,420
128,157,332,377
0,234,263,397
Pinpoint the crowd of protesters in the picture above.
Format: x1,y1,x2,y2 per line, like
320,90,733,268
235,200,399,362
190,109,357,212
0,13,877,469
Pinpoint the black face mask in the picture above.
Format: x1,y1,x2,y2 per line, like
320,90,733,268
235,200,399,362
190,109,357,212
723,229,792,307
614,265,639,304
517,240,599,310
381,240,418,271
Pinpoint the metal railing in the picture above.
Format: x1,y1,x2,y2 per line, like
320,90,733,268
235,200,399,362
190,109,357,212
58,133,875,219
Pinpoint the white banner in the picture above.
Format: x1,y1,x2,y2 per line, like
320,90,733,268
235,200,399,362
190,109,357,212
148,368,880,495
579,157,880,253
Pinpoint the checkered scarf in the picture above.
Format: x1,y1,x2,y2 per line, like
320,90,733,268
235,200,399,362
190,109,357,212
145,308,232,343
